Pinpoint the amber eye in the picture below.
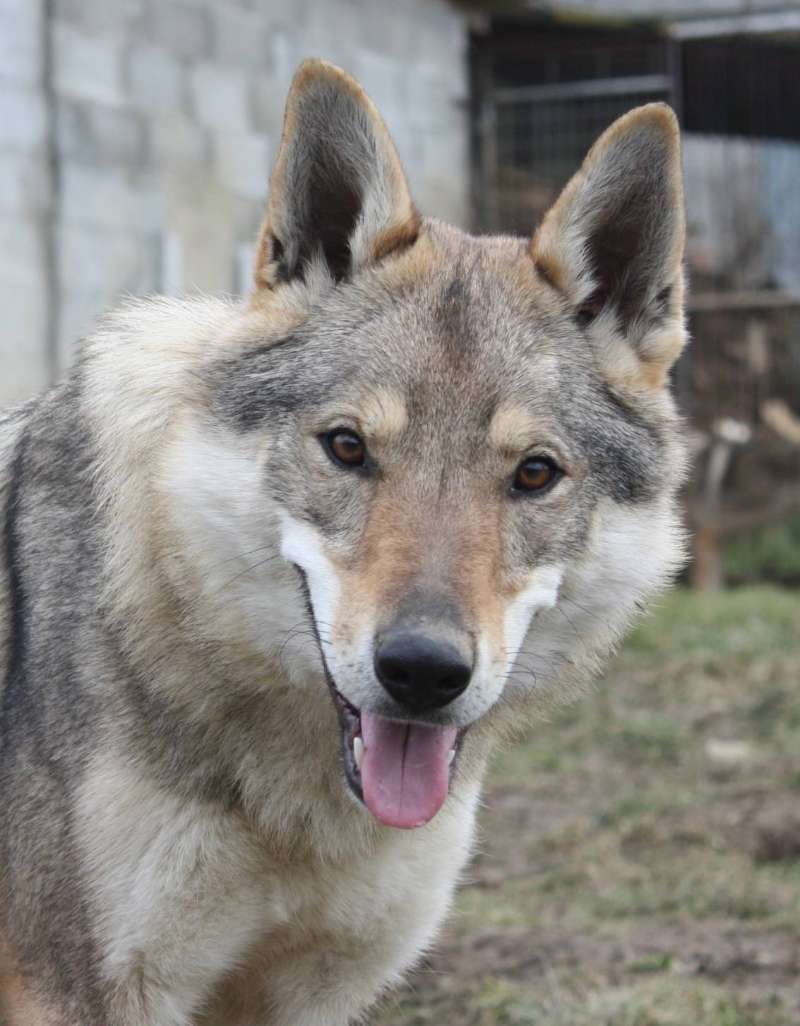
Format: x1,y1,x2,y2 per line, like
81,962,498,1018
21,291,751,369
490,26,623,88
323,428,367,469
512,456,561,495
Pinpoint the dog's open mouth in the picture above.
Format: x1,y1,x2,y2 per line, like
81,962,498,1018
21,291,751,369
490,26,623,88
332,687,463,830
293,566,463,829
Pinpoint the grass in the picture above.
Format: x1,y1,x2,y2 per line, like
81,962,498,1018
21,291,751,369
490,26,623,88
724,515,800,587
376,587,800,1026
385,978,788,1026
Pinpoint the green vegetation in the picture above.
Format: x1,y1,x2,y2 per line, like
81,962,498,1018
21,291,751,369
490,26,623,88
377,587,800,1026
724,515,800,587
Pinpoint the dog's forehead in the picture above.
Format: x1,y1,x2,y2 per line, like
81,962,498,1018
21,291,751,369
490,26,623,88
216,226,584,435
335,234,577,428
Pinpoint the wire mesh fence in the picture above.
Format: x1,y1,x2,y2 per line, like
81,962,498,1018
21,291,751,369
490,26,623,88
471,27,800,585
479,76,672,236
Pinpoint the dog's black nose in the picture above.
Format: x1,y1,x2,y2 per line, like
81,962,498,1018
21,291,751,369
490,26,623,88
373,631,473,713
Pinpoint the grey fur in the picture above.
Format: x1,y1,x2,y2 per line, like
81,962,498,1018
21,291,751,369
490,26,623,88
0,61,688,1026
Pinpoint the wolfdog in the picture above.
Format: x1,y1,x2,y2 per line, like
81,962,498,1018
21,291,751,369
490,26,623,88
0,59,687,1025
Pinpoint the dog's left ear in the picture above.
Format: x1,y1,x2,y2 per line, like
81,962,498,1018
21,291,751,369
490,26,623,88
532,103,686,390
254,59,419,290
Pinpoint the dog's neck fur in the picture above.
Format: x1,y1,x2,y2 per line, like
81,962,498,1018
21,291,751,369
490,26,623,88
79,295,487,864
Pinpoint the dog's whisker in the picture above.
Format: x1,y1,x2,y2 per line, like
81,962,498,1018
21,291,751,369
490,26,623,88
560,596,615,632
213,554,286,594
202,543,278,573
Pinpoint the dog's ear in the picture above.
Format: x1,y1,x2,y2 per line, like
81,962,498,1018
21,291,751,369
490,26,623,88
532,103,686,390
254,59,419,290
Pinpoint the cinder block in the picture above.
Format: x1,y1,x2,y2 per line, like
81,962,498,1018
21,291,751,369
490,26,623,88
0,0,43,86
156,231,184,294
407,62,467,115
213,6,267,69
416,121,469,226
214,130,271,200
150,114,209,168
60,164,165,232
57,99,147,168
127,43,185,113
249,30,298,136
0,83,47,150
58,224,154,290
0,280,49,403
57,287,106,369
352,50,408,125
249,73,286,138
53,22,125,106
234,240,256,295
148,1,210,62
190,63,250,132
357,1,415,62
57,227,160,367
0,213,44,275
386,119,422,181
0,150,50,215
0,215,48,404
283,1,360,68
51,0,148,38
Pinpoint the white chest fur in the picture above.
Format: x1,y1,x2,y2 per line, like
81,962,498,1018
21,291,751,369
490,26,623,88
76,752,480,1026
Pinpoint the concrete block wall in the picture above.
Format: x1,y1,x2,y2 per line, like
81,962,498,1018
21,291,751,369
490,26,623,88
0,0,51,404
1,0,469,406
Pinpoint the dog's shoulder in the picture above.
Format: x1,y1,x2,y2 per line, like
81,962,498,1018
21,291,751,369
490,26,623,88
0,397,36,495
0,397,38,701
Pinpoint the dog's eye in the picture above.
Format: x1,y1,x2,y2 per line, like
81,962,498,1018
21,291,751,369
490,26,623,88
512,456,561,495
323,428,367,469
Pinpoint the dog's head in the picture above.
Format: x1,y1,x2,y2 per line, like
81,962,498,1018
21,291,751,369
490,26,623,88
172,61,688,829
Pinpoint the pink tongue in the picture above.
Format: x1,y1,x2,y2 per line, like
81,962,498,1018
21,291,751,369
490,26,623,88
360,712,458,829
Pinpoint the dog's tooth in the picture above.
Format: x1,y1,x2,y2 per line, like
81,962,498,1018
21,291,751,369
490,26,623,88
448,749,456,765
353,736,364,771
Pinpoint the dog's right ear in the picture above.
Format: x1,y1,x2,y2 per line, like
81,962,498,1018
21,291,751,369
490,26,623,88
254,60,419,291
532,103,686,391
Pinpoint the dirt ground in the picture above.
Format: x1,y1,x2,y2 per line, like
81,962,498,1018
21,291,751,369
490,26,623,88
375,587,800,1026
